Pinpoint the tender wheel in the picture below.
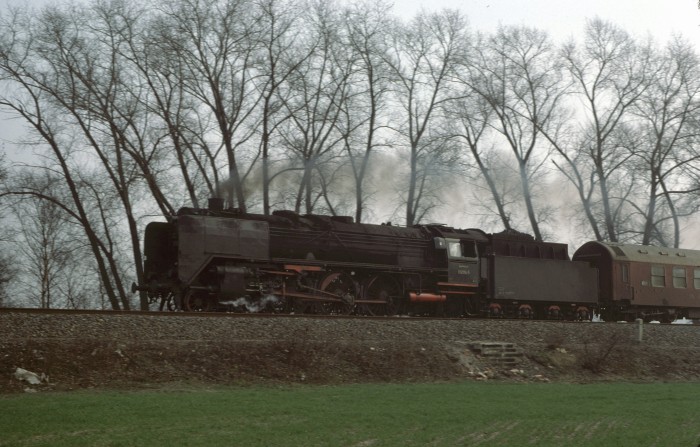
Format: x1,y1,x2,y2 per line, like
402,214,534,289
575,306,591,321
319,272,357,315
363,275,400,316
518,304,533,319
183,290,213,312
547,305,561,320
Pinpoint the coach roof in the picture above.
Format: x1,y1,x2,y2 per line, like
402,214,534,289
574,241,700,267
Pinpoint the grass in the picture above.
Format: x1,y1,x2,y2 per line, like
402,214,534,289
1,382,698,446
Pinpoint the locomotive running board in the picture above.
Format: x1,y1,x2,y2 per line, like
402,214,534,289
437,282,478,295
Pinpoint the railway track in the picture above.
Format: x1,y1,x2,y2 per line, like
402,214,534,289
0,307,694,326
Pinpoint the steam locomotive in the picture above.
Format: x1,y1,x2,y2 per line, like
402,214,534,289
133,199,700,322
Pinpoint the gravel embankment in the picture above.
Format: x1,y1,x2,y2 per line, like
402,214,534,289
2,310,700,393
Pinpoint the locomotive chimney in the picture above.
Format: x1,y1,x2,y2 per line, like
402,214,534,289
208,197,224,211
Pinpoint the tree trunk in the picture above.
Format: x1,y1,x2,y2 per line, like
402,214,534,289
519,160,542,241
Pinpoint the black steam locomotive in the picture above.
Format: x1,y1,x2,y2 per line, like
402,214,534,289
134,199,601,320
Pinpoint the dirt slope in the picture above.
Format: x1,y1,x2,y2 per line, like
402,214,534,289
2,311,699,393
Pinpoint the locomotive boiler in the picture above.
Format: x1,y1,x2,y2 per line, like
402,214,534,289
134,199,599,319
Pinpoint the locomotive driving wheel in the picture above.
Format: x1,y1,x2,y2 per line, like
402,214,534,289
319,272,357,315
183,290,213,312
158,292,177,311
289,276,322,314
363,275,400,316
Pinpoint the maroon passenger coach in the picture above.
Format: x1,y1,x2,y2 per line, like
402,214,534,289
573,242,700,321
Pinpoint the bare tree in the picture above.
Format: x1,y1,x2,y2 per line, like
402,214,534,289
155,0,262,212
444,86,516,231
384,9,468,225
21,2,155,308
337,0,393,223
553,18,654,242
275,1,352,215
253,0,312,215
0,154,15,307
0,249,12,307
468,26,564,241
8,173,84,308
628,37,700,246
121,5,209,212
0,5,131,309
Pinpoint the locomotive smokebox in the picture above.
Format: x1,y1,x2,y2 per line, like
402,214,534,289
208,197,224,211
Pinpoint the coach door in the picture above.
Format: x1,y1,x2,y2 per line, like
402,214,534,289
445,239,479,286
618,261,634,302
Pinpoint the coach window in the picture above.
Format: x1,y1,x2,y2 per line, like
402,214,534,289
651,265,665,287
621,264,629,283
694,269,700,289
673,267,687,288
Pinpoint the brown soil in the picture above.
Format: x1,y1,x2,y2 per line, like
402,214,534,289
2,311,700,393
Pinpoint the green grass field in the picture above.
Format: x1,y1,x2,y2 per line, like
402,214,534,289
1,382,698,446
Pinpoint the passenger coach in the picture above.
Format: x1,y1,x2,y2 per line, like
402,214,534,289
573,242,700,321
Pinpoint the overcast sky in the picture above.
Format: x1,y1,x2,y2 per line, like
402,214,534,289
393,0,700,44
4,0,700,43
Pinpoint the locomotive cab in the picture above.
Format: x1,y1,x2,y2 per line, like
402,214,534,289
443,238,480,285
425,229,487,314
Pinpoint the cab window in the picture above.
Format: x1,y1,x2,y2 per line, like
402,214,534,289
447,241,477,258
448,241,462,257
462,241,477,258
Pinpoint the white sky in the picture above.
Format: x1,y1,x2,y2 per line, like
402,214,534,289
7,0,700,45
393,0,700,45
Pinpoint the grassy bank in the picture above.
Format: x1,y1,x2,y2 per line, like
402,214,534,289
1,382,698,446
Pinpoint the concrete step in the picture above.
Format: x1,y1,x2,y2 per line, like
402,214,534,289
468,341,524,365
